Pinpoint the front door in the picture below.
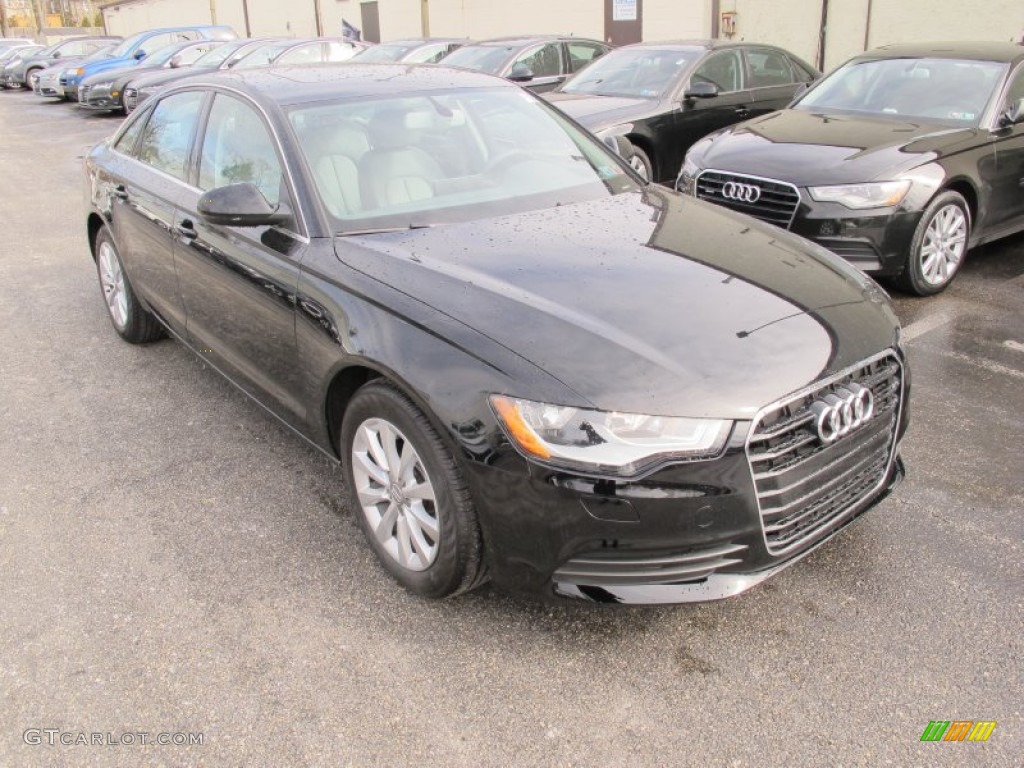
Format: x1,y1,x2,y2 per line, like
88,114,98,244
174,92,307,425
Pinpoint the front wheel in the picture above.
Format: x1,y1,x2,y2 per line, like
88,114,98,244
897,190,970,296
341,381,486,599
625,143,652,182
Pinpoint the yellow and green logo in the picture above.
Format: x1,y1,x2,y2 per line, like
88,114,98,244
920,721,996,742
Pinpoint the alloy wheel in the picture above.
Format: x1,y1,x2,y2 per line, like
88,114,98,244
351,417,440,571
919,204,967,287
98,240,128,329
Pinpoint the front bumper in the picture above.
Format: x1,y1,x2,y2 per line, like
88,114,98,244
78,84,122,111
37,75,62,97
465,350,908,605
682,170,923,276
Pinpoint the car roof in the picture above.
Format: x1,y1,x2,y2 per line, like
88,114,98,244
171,63,515,106
463,36,599,47
860,41,1024,62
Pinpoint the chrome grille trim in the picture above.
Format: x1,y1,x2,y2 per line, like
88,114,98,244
745,351,903,555
696,169,801,229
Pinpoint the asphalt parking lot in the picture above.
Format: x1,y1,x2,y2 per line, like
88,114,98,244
1,89,1021,767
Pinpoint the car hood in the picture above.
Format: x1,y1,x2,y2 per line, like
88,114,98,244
80,56,132,78
333,189,898,418
545,92,658,130
693,108,980,186
129,67,199,90
83,62,146,85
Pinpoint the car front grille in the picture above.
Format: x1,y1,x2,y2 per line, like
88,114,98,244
696,170,800,228
746,352,903,555
123,87,137,111
553,543,748,586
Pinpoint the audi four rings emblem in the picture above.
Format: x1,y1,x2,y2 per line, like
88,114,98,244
810,383,875,444
721,181,762,203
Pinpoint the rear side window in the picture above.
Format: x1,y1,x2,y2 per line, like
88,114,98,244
567,42,607,73
747,49,795,87
136,90,204,180
113,109,149,156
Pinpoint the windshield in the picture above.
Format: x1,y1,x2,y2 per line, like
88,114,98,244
355,43,416,62
139,44,187,67
109,32,149,59
233,41,293,69
441,45,516,74
795,56,1006,126
288,87,638,232
193,39,246,68
562,48,699,98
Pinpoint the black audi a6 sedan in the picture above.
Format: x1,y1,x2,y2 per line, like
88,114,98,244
546,40,819,183
678,42,1024,296
84,64,908,604
440,36,611,92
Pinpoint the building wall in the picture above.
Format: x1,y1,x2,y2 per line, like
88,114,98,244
97,0,1024,71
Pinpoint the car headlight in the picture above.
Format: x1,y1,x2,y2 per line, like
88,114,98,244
74,67,84,76
808,180,911,209
677,154,701,194
89,80,114,90
490,395,731,475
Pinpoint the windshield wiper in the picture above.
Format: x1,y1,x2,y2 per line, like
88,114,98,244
337,224,435,237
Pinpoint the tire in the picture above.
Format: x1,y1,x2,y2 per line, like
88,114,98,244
896,190,970,296
93,226,164,344
23,68,40,90
626,143,653,182
340,381,486,599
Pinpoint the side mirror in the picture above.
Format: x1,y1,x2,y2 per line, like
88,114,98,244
684,81,719,100
52,51,61,59
197,183,289,227
133,49,146,60
169,53,184,68
509,63,534,82
998,97,1024,128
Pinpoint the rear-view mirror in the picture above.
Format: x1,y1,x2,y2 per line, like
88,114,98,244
998,97,1024,128
509,63,534,82
197,183,290,228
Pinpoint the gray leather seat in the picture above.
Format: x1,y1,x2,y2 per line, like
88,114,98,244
359,109,444,210
308,123,370,217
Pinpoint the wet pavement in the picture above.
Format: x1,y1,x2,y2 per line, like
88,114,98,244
0,89,1021,767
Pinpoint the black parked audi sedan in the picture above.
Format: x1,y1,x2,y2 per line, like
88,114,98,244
84,64,908,604
546,40,818,183
678,42,1024,295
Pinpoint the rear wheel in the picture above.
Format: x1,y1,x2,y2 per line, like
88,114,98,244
897,190,970,296
341,381,485,599
94,226,164,343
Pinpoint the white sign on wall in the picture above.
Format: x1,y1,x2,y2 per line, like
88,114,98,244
612,0,638,22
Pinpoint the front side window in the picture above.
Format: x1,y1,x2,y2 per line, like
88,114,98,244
136,90,204,180
276,43,323,66
233,42,291,69
796,56,1006,125
288,87,637,230
692,50,744,93
199,94,283,207
113,107,149,155
512,43,562,78
1002,65,1024,113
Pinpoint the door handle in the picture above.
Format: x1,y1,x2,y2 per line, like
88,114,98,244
734,106,749,116
112,184,128,200
174,219,197,241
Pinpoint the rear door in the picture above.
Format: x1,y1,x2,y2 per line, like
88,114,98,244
105,90,205,334
744,46,804,117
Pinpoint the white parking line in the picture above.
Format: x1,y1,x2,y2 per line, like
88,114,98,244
901,310,955,343
1005,340,1024,354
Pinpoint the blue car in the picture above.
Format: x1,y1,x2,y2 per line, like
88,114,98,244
65,25,236,101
